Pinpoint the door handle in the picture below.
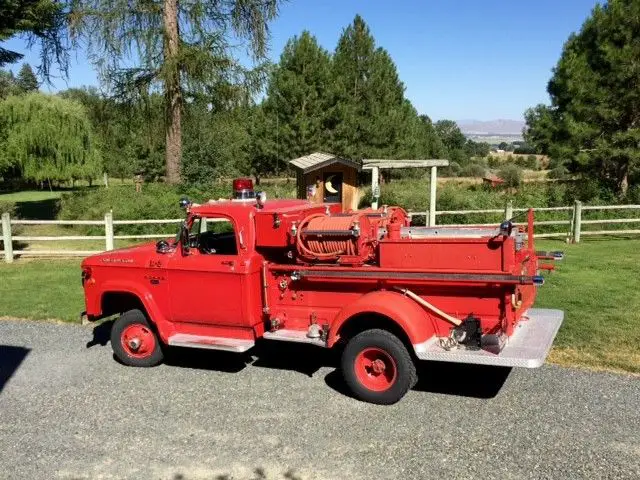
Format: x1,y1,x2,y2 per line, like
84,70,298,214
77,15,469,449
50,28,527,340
221,260,235,266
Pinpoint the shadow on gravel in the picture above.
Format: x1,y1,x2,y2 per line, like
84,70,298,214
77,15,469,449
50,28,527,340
250,340,338,377
0,345,30,394
164,347,250,373
325,362,511,400
165,340,337,377
413,362,512,399
171,467,303,480
86,319,115,348
84,322,510,399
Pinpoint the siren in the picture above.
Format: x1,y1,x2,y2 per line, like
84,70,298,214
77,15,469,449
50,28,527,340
232,178,256,200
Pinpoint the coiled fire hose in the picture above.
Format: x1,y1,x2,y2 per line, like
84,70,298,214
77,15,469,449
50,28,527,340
296,213,359,260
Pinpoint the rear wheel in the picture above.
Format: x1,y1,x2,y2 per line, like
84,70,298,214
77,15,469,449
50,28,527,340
341,329,417,405
111,309,164,367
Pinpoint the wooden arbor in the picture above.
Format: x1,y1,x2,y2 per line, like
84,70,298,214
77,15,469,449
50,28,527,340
362,159,449,226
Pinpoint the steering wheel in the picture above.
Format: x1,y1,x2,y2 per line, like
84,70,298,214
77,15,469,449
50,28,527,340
198,234,217,254
200,244,217,255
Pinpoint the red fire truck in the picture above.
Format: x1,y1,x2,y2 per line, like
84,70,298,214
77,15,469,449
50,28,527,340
81,179,563,404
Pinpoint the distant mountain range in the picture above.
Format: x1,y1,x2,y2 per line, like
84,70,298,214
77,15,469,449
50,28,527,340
457,119,525,136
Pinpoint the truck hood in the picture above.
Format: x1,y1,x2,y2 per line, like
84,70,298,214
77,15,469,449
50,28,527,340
81,241,168,268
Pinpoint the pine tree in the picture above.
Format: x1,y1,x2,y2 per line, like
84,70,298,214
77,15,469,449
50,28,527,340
525,0,640,195
16,63,38,92
330,15,414,160
0,69,17,98
260,31,332,166
0,0,68,76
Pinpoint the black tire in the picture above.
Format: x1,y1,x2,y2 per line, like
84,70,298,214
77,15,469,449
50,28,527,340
110,309,164,367
341,329,417,405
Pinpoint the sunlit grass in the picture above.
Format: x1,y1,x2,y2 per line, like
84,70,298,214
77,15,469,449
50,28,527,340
536,239,640,374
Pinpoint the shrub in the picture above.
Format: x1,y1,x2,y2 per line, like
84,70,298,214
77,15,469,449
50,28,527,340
487,155,501,168
57,180,298,235
459,163,486,178
515,155,538,169
498,165,523,188
548,166,567,179
441,162,461,177
0,200,16,215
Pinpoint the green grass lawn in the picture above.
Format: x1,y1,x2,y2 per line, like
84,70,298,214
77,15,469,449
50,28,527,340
0,259,83,322
535,238,640,374
0,190,62,203
0,239,638,374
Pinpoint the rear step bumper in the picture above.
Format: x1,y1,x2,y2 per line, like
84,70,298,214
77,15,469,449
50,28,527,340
413,308,564,368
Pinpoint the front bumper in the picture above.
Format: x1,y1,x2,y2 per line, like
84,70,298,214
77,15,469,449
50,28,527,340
413,308,564,368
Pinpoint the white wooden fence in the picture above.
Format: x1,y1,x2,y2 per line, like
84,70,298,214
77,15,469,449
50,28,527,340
2,202,640,263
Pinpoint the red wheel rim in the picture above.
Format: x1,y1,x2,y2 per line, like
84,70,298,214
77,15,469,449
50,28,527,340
354,347,397,392
121,324,156,359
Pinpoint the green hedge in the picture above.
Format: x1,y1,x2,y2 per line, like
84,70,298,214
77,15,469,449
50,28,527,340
58,181,298,235
55,178,637,236
0,200,16,215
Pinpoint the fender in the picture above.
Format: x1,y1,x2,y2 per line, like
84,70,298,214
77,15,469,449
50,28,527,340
93,280,174,342
327,290,436,348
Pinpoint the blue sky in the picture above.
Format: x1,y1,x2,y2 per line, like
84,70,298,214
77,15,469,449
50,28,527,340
4,0,600,121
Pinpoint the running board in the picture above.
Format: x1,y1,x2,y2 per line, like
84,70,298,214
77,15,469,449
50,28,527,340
168,334,254,353
262,329,326,347
413,308,564,368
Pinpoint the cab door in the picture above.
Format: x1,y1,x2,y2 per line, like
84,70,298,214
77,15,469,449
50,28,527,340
166,216,245,326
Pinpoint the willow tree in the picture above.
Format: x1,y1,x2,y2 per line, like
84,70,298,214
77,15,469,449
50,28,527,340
0,93,101,183
71,0,280,184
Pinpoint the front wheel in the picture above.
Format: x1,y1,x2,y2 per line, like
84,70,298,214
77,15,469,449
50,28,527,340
341,329,417,405
110,309,164,367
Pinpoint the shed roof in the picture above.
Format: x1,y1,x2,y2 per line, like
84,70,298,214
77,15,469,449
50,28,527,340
362,159,449,169
289,152,361,174
483,173,505,183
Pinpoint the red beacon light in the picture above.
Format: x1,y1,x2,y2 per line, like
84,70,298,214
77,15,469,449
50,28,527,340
232,178,255,201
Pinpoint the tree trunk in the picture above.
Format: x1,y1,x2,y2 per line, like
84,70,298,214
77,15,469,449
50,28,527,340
619,165,629,197
164,0,182,184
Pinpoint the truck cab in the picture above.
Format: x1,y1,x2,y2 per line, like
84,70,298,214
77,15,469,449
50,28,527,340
81,179,563,404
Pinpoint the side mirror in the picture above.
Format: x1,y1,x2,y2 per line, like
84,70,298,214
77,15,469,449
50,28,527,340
179,197,192,210
180,221,190,255
156,240,172,254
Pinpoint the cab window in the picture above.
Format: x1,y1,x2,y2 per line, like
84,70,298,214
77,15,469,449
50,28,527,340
189,217,237,255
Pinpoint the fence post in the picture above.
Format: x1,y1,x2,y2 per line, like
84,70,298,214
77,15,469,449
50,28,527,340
371,166,380,210
505,200,513,220
1,212,13,263
428,166,437,227
573,200,582,243
105,211,114,251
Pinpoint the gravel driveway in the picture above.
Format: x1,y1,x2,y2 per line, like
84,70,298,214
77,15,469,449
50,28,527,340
1,319,639,480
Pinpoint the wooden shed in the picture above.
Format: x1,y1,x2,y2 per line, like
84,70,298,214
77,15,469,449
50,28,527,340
290,152,361,212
